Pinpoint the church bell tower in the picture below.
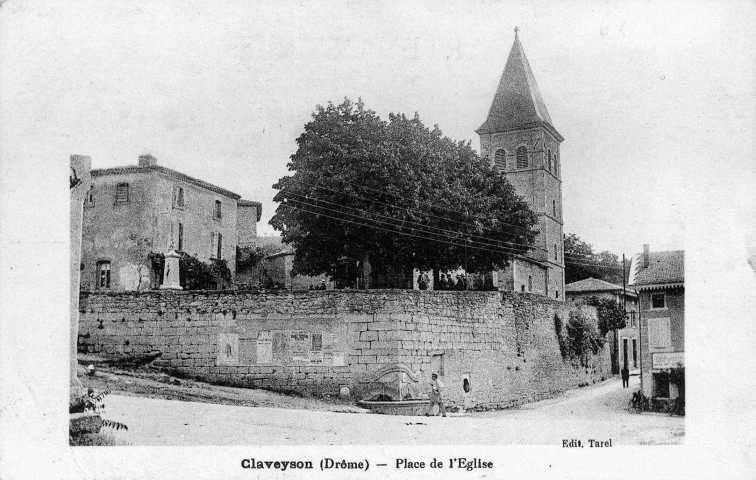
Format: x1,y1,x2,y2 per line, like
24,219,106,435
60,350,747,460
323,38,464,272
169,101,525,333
477,28,565,300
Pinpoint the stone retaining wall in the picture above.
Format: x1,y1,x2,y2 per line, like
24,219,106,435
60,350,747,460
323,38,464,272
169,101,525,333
78,289,610,410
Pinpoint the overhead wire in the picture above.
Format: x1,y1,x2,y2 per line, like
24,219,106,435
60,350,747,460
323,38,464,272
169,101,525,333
283,202,533,258
278,174,628,272
279,189,545,252
285,172,539,236
284,199,627,272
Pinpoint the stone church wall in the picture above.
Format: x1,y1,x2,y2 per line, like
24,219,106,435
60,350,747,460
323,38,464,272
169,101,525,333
78,290,610,409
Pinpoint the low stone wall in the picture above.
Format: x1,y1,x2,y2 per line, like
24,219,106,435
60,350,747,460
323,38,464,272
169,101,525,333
78,289,610,410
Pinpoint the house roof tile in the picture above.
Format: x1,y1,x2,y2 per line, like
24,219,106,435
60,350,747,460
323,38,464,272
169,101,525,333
92,165,241,200
630,250,684,286
565,277,637,297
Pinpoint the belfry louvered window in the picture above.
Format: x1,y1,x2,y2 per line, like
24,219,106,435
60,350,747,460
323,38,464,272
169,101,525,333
494,149,506,171
516,146,528,169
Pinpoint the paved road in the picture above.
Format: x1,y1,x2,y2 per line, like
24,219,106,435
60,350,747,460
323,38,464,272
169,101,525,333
105,375,683,445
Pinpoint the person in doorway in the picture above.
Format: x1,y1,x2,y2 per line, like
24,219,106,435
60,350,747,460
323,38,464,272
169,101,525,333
621,366,630,388
418,273,428,290
426,373,447,417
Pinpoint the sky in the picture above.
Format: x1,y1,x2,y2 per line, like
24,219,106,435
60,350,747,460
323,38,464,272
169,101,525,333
1,0,754,257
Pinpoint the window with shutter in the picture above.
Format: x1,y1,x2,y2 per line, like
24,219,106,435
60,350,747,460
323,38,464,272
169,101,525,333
210,233,217,259
115,183,129,204
494,149,506,171
178,223,184,251
214,200,222,219
649,318,671,348
173,186,185,208
516,146,528,169
85,186,95,207
217,233,223,260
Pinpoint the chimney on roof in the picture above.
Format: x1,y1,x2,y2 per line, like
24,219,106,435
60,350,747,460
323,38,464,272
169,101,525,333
139,154,157,167
643,244,650,268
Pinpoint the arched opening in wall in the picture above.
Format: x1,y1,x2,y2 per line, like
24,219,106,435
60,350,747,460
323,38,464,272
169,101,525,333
96,261,111,289
547,149,552,171
516,146,528,169
463,377,470,393
528,275,532,292
494,149,506,171
226,344,232,357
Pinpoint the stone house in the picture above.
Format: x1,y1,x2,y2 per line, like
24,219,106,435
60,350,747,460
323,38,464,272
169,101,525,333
477,30,565,300
566,277,640,374
80,154,261,291
628,245,684,399
264,249,334,291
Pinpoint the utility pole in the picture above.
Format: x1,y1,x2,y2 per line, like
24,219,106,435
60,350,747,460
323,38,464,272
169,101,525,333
622,254,627,314
620,253,627,372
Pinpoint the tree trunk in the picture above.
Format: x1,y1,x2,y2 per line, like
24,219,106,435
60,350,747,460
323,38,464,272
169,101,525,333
362,253,372,290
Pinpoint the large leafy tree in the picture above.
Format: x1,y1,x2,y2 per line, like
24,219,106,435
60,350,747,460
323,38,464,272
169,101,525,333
563,233,629,285
270,99,538,284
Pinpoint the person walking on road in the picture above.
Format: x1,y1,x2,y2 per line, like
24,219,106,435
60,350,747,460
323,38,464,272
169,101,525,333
621,366,630,388
426,373,447,417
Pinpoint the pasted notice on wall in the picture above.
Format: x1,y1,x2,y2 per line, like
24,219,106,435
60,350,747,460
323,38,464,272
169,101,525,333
290,331,310,361
256,331,272,364
217,321,346,366
217,332,239,366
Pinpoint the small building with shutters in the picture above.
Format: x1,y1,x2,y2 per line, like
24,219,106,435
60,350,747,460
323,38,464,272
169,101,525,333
565,277,640,375
628,245,685,399
80,154,261,291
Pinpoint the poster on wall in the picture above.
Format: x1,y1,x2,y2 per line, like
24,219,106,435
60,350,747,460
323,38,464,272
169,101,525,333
290,331,311,362
256,331,272,364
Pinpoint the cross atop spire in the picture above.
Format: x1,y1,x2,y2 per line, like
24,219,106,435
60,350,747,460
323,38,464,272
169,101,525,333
514,26,519,36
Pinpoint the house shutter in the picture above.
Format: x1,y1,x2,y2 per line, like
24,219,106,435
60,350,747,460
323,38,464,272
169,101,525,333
115,183,129,203
649,318,671,348
210,233,217,259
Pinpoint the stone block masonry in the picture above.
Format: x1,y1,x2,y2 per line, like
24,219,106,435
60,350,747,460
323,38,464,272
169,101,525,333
78,289,610,410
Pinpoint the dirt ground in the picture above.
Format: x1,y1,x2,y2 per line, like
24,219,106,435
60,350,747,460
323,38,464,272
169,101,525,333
76,361,683,446
76,363,367,413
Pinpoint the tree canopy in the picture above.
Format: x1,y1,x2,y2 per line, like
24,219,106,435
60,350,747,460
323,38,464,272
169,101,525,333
563,233,629,286
586,296,627,335
270,99,539,284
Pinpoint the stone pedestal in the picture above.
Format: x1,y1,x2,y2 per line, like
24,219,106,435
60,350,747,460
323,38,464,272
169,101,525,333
160,249,182,290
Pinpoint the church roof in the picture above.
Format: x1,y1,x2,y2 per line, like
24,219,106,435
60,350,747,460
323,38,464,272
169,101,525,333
565,277,638,297
477,31,561,140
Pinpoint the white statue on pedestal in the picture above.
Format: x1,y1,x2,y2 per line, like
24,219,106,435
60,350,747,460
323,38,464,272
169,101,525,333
160,247,182,290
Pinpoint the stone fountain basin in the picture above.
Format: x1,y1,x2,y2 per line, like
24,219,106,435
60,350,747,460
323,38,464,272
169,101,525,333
357,399,428,416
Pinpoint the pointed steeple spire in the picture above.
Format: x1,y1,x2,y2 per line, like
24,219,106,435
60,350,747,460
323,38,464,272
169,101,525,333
477,31,560,139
